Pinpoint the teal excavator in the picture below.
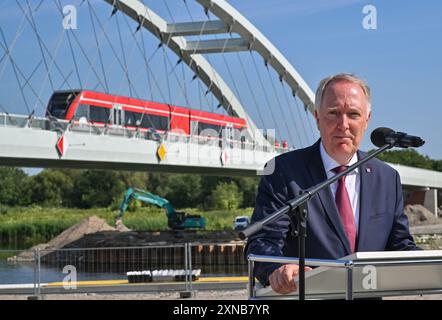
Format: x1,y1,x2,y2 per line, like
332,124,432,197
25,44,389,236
116,187,206,230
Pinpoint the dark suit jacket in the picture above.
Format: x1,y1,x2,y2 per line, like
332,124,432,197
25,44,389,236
246,140,418,285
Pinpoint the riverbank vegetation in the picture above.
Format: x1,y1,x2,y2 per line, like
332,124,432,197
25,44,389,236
0,205,253,249
0,148,440,249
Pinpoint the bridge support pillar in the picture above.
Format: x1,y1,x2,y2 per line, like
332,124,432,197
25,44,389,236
423,189,438,218
406,188,439,217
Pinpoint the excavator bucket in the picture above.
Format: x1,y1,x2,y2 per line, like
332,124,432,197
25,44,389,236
115,217,131,232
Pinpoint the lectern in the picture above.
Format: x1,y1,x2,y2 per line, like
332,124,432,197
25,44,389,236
248,250,442,300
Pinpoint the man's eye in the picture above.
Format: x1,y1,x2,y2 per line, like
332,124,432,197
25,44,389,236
349,113,361,119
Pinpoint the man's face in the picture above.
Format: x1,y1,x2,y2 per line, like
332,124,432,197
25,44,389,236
314,80,371,165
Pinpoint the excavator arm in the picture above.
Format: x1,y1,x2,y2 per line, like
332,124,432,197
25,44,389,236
119,187,175,218
117,187,205,230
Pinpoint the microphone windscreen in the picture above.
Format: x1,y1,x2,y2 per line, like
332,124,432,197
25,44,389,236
414,137,425,147
371,127,394,147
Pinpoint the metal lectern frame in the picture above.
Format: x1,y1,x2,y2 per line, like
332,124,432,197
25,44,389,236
247,254,442,300
247,254,355,300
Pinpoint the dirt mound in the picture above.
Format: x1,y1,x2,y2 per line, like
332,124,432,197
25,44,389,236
9,216,242,261
404,204,442,226
46,215,116,247
10,216,117,261
115,218,132,232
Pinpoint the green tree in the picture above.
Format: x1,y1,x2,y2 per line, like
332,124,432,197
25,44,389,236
233,177,259,208
29,169,74,207
161,174,202,208
431,159,442,172
119,171,150,190
147,173,171,195
200,175,233,209
210,182,243,210
0,167,30,206
72,170,126,208
374,149,434,170
55,169,83,207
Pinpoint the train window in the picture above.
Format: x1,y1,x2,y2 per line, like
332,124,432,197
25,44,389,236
124,111,169,131
90,105,111,123
73,104,89,120
46,91,79,118
198,122,222,137
125,111,137,127
140,113,169,131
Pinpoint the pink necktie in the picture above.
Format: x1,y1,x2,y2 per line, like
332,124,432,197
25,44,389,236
332,166,357,253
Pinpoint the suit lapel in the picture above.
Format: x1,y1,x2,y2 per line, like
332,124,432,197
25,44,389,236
356,150,375,251
305,141,351,255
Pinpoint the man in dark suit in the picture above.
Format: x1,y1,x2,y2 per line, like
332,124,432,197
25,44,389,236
245,73,418,294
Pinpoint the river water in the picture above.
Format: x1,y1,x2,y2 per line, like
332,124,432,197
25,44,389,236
0,243,248,286
0,260,247,285
0,260,127,285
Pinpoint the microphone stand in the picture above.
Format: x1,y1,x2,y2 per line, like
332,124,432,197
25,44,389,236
239,142,394,300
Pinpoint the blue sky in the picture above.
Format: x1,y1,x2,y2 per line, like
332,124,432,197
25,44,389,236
1,0,441,165
229,0,442,159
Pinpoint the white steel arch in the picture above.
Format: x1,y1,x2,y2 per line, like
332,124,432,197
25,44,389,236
103,0,316,147
103,0,269,147
196,0,316,114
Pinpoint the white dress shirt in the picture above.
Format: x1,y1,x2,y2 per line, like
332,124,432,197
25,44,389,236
319,142,360,234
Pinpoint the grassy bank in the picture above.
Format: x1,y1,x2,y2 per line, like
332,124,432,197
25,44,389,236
0,206,253,249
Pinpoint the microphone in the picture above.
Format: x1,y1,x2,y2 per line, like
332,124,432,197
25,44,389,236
371,127,425,148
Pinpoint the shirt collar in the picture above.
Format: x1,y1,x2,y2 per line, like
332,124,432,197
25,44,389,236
319,141,359,175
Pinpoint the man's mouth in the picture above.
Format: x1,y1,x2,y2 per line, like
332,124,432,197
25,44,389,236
335,136,353,140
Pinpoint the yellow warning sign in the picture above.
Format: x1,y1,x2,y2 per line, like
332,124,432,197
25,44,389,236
157,143,166,161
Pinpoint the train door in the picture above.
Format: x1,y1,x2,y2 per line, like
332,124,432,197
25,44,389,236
190,120,198,136
225,123,234,148
111,104,125,127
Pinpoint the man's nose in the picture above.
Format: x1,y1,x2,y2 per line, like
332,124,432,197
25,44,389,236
337,114,349,129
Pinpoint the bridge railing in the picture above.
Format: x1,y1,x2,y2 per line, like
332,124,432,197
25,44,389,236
0,113,284,154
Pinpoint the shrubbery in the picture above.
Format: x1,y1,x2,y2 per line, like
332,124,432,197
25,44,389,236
0,168,260,210
211,182,243,210
1,149,441,211
2,148,442,210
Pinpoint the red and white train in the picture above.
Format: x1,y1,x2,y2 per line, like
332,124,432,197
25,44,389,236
45,90,247,137
45,90,288,148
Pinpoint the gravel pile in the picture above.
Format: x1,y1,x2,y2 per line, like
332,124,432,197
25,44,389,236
10,216,116,261
404,204,442,226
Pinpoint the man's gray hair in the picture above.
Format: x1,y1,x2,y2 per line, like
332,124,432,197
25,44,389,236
314,73,371,113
